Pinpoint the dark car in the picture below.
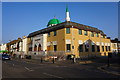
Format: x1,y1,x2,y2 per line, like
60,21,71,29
2,54,11,60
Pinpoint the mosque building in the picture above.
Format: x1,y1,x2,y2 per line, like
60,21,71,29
27,6,112,58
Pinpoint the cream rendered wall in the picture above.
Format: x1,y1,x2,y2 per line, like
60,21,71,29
22,38,28,54
111,43,120,53
32,34,47,51
0,44,7,50
43,34,47,51
19,41,22,52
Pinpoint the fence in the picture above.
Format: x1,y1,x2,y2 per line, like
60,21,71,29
12,51,102,62
27,51,71,61
12,51,25,59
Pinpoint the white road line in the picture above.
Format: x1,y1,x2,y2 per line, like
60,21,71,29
25,67,34,71
55,66,67,67
43,73,63,78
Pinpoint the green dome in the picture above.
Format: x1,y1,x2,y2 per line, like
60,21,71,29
47,18,61,26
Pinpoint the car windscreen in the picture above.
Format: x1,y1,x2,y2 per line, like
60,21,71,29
2,54,10,57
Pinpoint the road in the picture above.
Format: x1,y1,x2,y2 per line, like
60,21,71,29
2,58,120,79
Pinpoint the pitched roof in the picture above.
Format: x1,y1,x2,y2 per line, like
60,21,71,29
111,40,120,43
28,21,106,38
7,38,22,46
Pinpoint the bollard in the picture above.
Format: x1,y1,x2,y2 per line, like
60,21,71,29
53,57,55,64
73,56,76,64
107,57,110,67
19,55,21,59
41,57,43,63
107,53,112,67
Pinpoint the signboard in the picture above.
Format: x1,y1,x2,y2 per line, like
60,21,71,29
66,40,71,44
78,40,83,44
53,41,57,45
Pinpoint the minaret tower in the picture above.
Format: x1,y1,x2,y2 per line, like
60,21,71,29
66,5,70,21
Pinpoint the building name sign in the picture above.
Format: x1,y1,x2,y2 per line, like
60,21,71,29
53,41,57,45
35,39,41,41
66,40,71,44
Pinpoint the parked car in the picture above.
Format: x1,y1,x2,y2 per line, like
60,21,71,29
2,54,11,60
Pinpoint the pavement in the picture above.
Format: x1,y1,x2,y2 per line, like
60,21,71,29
98,64,120,76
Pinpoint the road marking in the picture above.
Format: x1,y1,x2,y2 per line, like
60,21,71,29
43,73,63,78
55,66,67,67
25,67,34,71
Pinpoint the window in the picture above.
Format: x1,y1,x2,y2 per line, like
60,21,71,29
96,33,99,37
66,44,71,51
84,30,88,36
105,46,108,51
97,46,100,52
38,44,41,51
78,29,82,35
85,45,89,52
66,28,70,34
54,45,57,51
34,45,37,51
103,36,105,38
108,46,111,51
29,47,32,51
47,46,50,51
102,46,104,52
48,32,50,37
91,32,94,37
92,45,95,52
114,44,117,48
78,44,83,52
54,31,57,36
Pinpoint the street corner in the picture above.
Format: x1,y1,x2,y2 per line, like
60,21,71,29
97,64,120,76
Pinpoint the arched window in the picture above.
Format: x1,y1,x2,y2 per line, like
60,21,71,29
34,45,37,51
38,44,41,51
47,46,50,51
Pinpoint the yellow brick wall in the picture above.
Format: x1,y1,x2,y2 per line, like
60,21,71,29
47,28,65,51
47,27,111,57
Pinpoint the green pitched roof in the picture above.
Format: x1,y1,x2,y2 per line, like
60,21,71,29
47,18,61,26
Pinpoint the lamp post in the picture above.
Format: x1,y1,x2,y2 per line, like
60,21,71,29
117,39,119,54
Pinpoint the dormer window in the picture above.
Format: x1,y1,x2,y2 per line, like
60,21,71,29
84,30,88,36
91,32,94,37
96,33,99,37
